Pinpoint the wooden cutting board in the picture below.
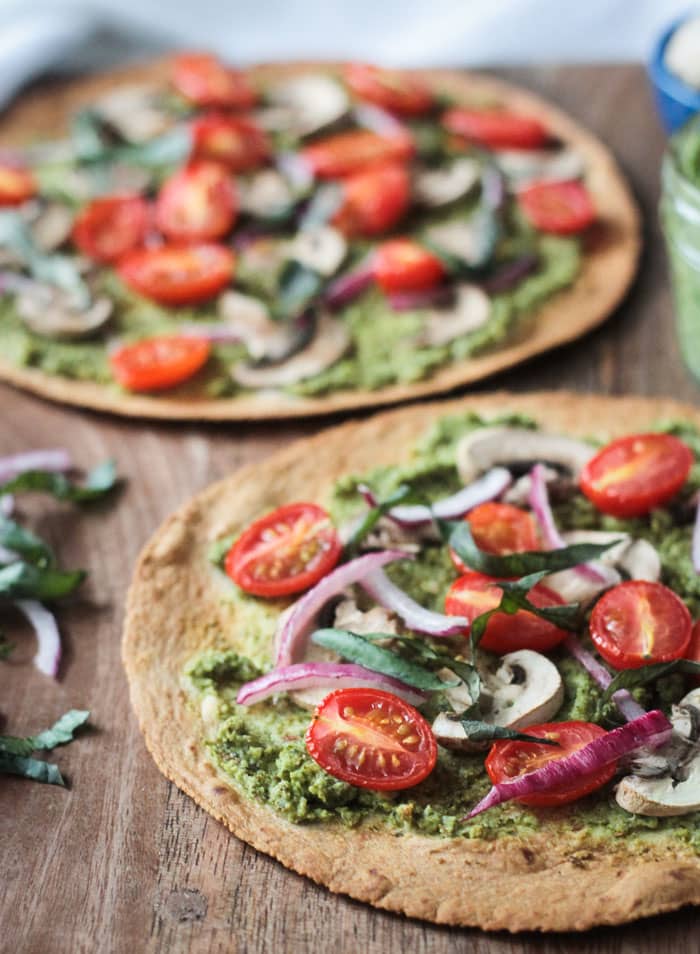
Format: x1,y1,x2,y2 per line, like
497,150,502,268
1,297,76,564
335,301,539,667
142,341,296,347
0,64,698,953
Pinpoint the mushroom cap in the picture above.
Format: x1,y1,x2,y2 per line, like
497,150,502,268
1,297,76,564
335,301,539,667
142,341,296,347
455,426,595,484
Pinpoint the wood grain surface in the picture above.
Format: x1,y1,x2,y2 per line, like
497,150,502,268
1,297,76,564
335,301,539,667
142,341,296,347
1,64,698,954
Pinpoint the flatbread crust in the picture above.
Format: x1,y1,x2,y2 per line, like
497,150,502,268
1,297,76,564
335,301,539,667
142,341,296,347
124,391,700,932
1,63,640,420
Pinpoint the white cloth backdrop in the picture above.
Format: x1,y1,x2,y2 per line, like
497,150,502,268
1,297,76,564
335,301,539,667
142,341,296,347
0,0,693,108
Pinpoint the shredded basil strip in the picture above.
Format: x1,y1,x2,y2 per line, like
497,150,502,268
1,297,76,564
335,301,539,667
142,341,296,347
0,562,85,600
0,518,54,568
0,755,65,786
603,660,700,701
442,518,623,578
274,260,324,320
457,719,560,746
0,459,118,503
343,484,411,557
311,628,457,691
0,709,90,787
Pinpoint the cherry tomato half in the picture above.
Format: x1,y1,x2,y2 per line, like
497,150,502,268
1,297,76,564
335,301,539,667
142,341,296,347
442,108,548,150
305,687,437,791
579,433,693,518
344,63,434,116
589,580,692,671
192,113,270,171
485,721,616,807
72,194,150,263
118,243,234,305
302,129,414,179
156,161,238,242
171,52,257,109
0,162,36,206
450,502,541,574
109,335,211,392
445,572,567,654
517,180,595,235
373,238,445,294
225,502,342,598
333,162,410,238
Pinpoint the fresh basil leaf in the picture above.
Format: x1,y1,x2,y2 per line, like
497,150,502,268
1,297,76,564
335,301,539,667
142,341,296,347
0,459,118,503
343,484,411,557
117,126,192,168
0,562,85,600
0,754,64,786
457,719,560,746
274,260,324,320
299,182,343,229
443,519,622,578
0,518,54,568
71,110,111,161
602,660,700,701
0,709,89,757
311,628,456,690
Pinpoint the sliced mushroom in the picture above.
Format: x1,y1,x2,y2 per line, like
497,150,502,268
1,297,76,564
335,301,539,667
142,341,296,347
262,74,349,138
616,688,700,817
17,282,112,340
339,513,439,554
432,650,563,750
416,283,491,347
456,427,595,484
238,170,296,220
423,214,495,271
232,312,350,389
495,147,585,186
332,598,399,637
94,84,174,143
414,158,481,207
562,530,661,582
27,202,75,253
290,226,346,277
503,465,561,505
218,289,308,362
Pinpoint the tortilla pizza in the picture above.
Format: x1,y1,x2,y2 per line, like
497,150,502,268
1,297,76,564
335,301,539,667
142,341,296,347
0,58,639,420
123,391,700,931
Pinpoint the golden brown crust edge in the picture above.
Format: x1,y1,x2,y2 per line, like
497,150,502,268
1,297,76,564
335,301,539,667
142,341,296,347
123,391,700,932
0,63,640,421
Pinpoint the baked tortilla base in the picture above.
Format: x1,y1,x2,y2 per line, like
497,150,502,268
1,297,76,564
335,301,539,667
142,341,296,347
0,63,640,420
124,391,700,932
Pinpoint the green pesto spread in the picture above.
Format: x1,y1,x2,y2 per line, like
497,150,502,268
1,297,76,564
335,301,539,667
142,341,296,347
185,413,700,846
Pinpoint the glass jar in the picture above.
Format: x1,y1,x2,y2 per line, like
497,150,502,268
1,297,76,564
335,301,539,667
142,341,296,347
661,115,700,382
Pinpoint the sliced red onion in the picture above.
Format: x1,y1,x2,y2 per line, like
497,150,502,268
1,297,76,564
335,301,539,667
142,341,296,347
14,599,61,678
360,569,468,636
353,104,408,137
0,449,72,484
274,550,407,667
324,261,375,310
481,254,539,295
693,497,700,574
276,151,314,191
237,661,427,707
466,709,672,819
0,495,14,517
528,464,609,585
564,634,646,722
360,467,512,528
0,270,38,295
387,285,455,312
179,323,241,343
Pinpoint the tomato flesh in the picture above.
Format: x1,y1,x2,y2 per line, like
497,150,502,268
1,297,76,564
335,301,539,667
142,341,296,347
0,162,36,206
486,721,616,807
442,108,548,150
305,688,437,790
302,129,414,179
156,160,237,242
192,113,270,171
373,238,445,293
445,572,567,654
225,502,342,598
589,580,692,670
118,243,234,305
109,335,211,392
518,180,595,235
72,194,150,263
344,63,433,116
450,502,541,573
579,433,693,518
333,162,410,237
171,52,257,109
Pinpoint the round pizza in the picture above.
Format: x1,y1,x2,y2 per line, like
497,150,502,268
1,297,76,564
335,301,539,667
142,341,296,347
0,56,639,420
124,391,700,931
